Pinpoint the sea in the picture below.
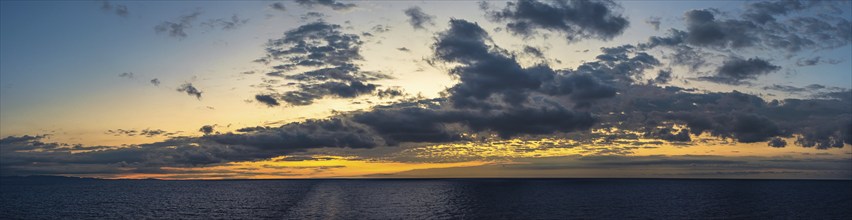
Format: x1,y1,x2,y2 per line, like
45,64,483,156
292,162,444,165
1,177,850,219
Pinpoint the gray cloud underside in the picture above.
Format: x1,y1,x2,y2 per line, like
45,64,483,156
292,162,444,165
484,0,629,41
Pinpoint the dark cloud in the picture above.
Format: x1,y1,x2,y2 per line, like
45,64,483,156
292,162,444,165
254,21,390,106
645,16,661,30
795,56,843,66
376,87,406,99
396,47,411,52
523,46,545,58
199,125,215,135
295,0,356,11
404,6,435,30
235,126,270,133
118,72,133,78
270,2,286,11
105,129,175,137
150,78,160,86
682,9,758,48
140,129,171,137
763,84,806,94
0,135,49,145
100,0,129,18
698,57,780,85
592,84,851,148
4,15,850,177
642,1,851,53
300,12,326,21
177,83,202,100
484,0,629,41
275,75,387,105
255,94,280,107
202,15,249,30
154,11,202,39
370,24,391,33
742,0,810,25
761,83,840,95
0,19,632,174
113,5,128,17
432,19,637,110
652,69,672,84
768,137,787,148
645,127,691,142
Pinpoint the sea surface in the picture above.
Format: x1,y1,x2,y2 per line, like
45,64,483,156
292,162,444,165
1,177,850,219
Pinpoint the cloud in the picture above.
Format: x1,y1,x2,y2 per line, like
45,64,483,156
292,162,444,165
645,16,661,30
254,21,391,106
652,69,672,84
768,137,787,148
795,56,843,66
150,78,160,86
698,57,780,85
100,0,129,18
523,46,545,58
0,135,49,145
370,24,391,33
376,87,406,99
643,1,851,53
176,83,202,100
682,9,757,48
118,72,134,78
763,84,806,94
300,12,326,21
484,0,630,41
592,84,851,148
742,0,810,25
154,11,202,39
404,6,435,30
3,14,851,177
255,94,280,107
294,0,356,11
1,19,634,174
105,129,176,137
432,19,640,110
269,2,286,11
201,15,249,30
199,125,215,135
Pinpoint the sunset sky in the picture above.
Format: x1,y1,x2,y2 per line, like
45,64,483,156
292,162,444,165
1,0,850,179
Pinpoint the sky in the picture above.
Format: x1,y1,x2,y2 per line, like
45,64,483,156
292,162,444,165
0,0,850,180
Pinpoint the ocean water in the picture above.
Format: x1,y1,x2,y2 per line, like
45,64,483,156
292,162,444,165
1,178,850,219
